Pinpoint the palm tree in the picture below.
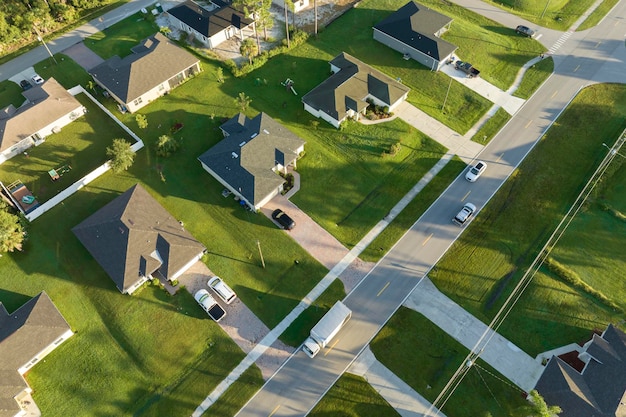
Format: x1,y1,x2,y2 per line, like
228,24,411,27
106,138,135,173
234,0,262,55
240,38,258,64
235,92,252,113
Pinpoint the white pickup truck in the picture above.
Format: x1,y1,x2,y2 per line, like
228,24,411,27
194,289,226,322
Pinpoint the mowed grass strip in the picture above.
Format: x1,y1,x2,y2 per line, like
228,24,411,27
308,373,401,417
577,0,621,31
471,107,511,145
361,157,466,262
202,365,264,417
482,0,596,30
513,57,554,99
428,83,626,355
280,279,347,347
371,308,528,417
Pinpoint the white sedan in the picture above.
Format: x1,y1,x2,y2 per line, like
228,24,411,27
32,75,44,85
465,161,487,182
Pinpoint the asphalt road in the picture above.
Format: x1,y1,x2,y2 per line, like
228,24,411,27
235,2,626,416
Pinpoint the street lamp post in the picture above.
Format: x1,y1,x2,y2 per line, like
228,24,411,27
540,0,552,19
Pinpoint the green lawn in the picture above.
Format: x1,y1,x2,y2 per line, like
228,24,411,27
86,12,159,59
482,0,597,30
0,94,131,202
578,0,621,31
361,157,466,262
428,83,626,355
202,365,264,417
371,308,529,417
0,80,25,108
471,108,511,145
280,279,346,346
35,53,92,89
309,373,401,417
513,57,555,99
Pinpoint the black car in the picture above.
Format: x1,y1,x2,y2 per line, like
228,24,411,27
515,25,535,38
20,80,33,90
272,209,296,230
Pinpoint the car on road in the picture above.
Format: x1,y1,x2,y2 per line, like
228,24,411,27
208,276,237,304
32,75,44,85
453,203,477,226
465,161,487,182
515,25,535,38
194,289,226,322
20,80,32,90
272,209,296,230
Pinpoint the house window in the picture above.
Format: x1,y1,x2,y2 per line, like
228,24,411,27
133,97,143,106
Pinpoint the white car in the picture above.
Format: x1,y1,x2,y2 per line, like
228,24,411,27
453,203,477,226
194,289,226,322
32,75,44,85
465,161,487,182
208,276,237,304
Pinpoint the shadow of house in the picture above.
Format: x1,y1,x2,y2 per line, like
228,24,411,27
0,78,85,165
534,324,626,417
89,32,201,114
0,292,73,417
166,0,254,49
373,1,457,71
72,184,206,295
198,112,305,211
302,52,410,128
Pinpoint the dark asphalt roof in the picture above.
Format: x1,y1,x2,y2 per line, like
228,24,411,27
167,0,252,38
302,52,410,121
535,324,626,417
89,32,199,104
72,184,206,293
198,113,305,207
374,1,457,60
0,292,71,417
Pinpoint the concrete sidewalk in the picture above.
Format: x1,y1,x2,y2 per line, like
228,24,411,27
350,347,448,417
403,277,543,392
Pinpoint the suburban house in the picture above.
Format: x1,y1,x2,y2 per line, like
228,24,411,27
72,184,207,294
198,112,305,210
373,1,457,71
0,292,73,417
271,0,309,13
0,78,85,165
302,52,410,128
534,324,626,417
167,0,253,49
89,32,201,113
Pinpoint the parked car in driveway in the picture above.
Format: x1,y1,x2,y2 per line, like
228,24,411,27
465,161,487,182
32,75,44,85
208,276,237,304
453,203,477,226
516,25,535,38
194,289,226,322
20,80,32,90
272,209,296,230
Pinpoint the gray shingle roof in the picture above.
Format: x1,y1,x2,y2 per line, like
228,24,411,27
0,78,82,153
535,324,626,417
302,52,409,121
198,113,305,207
89,32,200,104
0,292,71,417
168,0,252,38
374,1,457,60
72,184,206,293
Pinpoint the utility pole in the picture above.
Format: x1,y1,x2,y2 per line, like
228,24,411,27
441,77,452,112
540,0,551,19
33,25,57,65
257,240,265,268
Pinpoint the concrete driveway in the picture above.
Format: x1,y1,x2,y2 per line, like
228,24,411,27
63,42,104,71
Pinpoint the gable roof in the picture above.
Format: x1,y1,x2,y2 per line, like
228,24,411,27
374,1,457,60
0,292,71,417
89,32,199,104
72,184,206,293
302,52,410,121
0,78,82,153
167,0,252,38
198,113,305,206
535,324,626,417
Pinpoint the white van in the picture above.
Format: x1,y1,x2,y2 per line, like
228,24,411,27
208,277,237,304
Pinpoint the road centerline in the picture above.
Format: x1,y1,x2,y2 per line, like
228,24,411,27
377,282,391,297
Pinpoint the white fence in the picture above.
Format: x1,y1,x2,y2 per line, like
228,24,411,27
25,86,144,221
